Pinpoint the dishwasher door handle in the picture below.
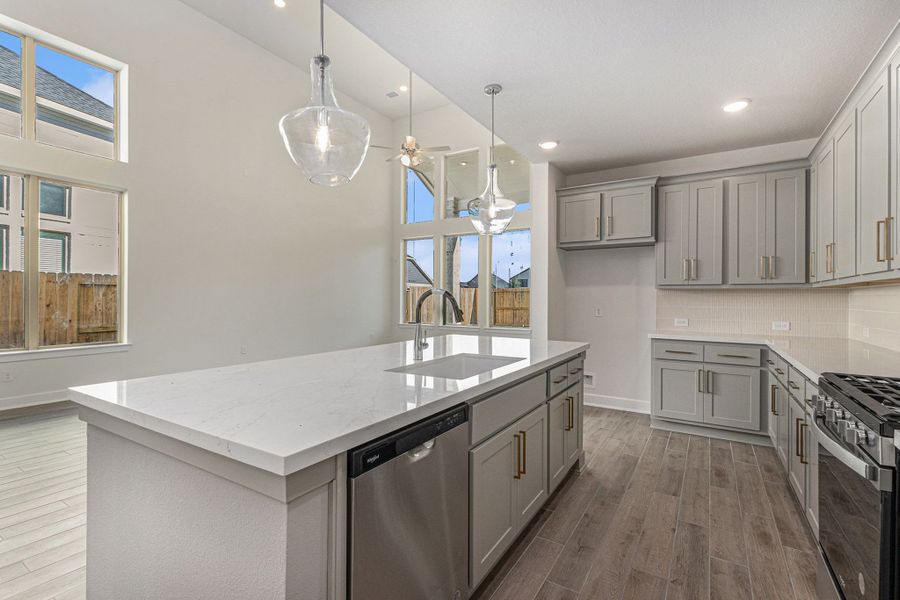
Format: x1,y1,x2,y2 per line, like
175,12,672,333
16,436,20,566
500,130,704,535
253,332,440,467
406,439,436,462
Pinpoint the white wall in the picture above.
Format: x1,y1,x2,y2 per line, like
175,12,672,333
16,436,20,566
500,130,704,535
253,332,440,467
0,0,394,406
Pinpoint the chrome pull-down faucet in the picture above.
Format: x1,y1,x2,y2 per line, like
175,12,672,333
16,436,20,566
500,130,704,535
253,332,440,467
413,288,465,361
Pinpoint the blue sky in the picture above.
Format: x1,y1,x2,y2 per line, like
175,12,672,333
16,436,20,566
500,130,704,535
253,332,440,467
0,31,113,106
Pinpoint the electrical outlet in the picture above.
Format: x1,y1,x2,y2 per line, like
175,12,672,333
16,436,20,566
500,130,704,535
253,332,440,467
863,327,871,338
0,372,12,383
593,307,603,318
674,318,689,327
584,373,594,387
240,345,248,355
772,321,791,332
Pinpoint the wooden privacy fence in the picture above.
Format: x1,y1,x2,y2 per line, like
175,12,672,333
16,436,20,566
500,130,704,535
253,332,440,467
404,285,530,327
0,271,118,349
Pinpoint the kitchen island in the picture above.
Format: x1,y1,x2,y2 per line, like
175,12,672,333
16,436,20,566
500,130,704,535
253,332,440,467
69,335,588,600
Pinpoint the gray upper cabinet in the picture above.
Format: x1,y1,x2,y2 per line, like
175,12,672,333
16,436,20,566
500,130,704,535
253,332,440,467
765,169,807,283
558,192,601,245
727,169,806,284
656,179,723,285
557,178,658,249
857,68,891,276
727,174,766,284
809,164,818,283
817,143,836,281
603,185,655,243
834,114,858,279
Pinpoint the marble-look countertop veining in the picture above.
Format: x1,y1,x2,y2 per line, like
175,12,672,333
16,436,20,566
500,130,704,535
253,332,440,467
650,331,900,382
69,335,588,476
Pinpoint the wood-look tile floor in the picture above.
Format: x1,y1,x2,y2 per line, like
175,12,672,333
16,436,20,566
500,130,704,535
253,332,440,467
475,406,818,600
0,410,86,600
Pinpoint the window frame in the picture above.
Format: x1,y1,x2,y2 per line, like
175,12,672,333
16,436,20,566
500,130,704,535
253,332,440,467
487,227,532,330
0,174,8,213
0,224,8,271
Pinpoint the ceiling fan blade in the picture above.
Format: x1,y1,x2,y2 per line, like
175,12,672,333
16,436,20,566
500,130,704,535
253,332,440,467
385,153,405,161
421,146,451,152
370,144,395,150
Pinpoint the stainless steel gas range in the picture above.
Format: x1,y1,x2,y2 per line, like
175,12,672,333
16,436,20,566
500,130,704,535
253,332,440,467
816,373,899,600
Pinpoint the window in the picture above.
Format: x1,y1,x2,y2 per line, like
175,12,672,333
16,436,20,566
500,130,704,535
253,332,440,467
403,238,434,324
491,229,531,328
443,234,479,326
0,30,22,139
39,181,70,219
0,22,125,354
494,145,531,212
404,161,435,224
444,149,479,218
35,44,116,159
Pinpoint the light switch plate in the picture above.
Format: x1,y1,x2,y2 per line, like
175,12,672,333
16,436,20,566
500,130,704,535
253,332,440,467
584,373,594,387
593,307,603,318
863,327,871,338
674,318,689,327
772,321,791,332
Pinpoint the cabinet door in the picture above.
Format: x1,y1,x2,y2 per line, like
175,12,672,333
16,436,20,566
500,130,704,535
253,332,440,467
804,409,819,538
776,380,790,468
809,164,818,282
563,385,583,467
652,359,704,423
857,69,891,276
656,184,690,285
817,144,836,281
547,394,568,494
727,174,767,284
470,424,517,587
766,371,778,446
689,179,724,284
559,192,601,244
787,396,806,505
603,185,654,242
893,52,900,271
513,405,548,527
704,364,760,431
765,169,807,284
834,114,858,279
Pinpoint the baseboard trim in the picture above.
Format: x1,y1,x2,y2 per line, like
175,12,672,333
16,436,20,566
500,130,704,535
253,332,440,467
650,417,771,445
585,393,650,415
0,390,69,413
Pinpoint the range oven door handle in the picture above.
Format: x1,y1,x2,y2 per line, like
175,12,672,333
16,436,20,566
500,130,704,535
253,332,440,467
815,420,892,491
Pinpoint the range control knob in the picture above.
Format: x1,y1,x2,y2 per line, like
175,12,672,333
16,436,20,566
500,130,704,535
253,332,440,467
843,427,864,444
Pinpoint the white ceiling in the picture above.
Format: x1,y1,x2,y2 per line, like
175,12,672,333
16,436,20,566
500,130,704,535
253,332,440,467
177,0,450,120
326,0,900,174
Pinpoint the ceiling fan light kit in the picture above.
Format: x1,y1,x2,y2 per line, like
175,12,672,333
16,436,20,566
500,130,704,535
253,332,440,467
468,84,517,235
278,0,371,187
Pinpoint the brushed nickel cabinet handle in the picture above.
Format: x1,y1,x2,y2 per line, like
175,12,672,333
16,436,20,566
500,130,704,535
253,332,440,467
607,214,613,237
698,369,704,394
769,255,776,279
775,368,785,375
569,367,583,375
683,258,689,282
718,353,750,359
810,251,816,278
770,385,778,415
707,369,713,395
552,376,566,384
691,258,698,280
800,422,809,465
595,216,601,238
665,349,696,355
759,255,767,280
766,359,775,366
513,433,522,479
520,430,527,475
877,220,886,263
795,418,803,458
567,397,575,431
887,217,895,261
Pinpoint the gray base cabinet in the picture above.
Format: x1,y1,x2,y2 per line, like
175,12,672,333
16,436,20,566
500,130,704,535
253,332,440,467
787,395,807,505
704,364,761,430
470,403,548,588
548,383,583,494
652,359,704,423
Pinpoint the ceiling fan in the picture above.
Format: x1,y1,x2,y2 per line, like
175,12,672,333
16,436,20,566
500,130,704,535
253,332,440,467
372,71,450,168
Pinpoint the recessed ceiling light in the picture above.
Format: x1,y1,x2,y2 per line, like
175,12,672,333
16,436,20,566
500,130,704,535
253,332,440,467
398,85,409,92
538,140,558,150
459,161,468,166
274,0,286,7
723,99,750,113
509,159,516,165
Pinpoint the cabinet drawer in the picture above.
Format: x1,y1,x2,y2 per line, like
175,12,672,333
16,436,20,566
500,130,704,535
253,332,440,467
471,375,546,446
787,367,804,399
703,344,761,367
766,353,788,384
566,356,584,384
652,340,704,362
548,364,569,397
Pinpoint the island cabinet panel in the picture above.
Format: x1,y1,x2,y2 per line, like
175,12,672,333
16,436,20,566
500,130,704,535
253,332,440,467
856,68,891,276
834,114,858,279
804,380,820,538
766,370,778,447
564,384,583,467
776,378,791,468
603,185,655,243
547,393,569,493
787,394,807,506
817,143,837,281
652,359,704,423
558,192,602,244
470,403,550,588
703,364,761,431
727,174,767,284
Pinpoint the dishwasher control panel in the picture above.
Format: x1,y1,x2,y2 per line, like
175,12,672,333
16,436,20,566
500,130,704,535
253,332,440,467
348,404,469,477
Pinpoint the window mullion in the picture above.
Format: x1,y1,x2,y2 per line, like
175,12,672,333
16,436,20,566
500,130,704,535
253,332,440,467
23,176,39,350
21,36,35,142
479,234,490,331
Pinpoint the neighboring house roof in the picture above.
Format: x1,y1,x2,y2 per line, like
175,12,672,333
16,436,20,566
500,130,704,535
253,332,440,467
406,256,433,286
0,46,113,123
509,267,531,286
462,273,509,289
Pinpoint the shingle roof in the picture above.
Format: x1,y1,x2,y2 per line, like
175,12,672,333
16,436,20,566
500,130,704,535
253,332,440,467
0,45,113,123
406,257,433,286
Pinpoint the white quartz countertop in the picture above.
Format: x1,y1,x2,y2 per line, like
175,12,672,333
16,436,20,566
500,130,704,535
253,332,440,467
69,335,588,476
650,331,900,382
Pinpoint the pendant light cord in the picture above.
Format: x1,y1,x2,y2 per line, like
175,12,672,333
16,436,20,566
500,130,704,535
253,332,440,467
409,71,413,137
319,0,325,56
490,91,495,165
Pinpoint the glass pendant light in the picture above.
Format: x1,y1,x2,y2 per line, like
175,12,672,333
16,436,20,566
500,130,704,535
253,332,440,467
278,0,370,186
468,84,516,235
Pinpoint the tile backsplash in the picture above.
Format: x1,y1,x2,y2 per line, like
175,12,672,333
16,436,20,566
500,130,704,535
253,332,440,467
656,288,849,338
848,285,900,352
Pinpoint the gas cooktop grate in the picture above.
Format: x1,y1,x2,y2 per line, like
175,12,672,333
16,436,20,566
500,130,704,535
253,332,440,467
832,373,900,409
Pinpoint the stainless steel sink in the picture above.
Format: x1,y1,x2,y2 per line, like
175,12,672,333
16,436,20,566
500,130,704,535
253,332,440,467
388,354,522,379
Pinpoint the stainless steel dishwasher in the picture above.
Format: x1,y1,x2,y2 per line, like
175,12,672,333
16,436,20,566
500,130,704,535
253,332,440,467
348,404,469,600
